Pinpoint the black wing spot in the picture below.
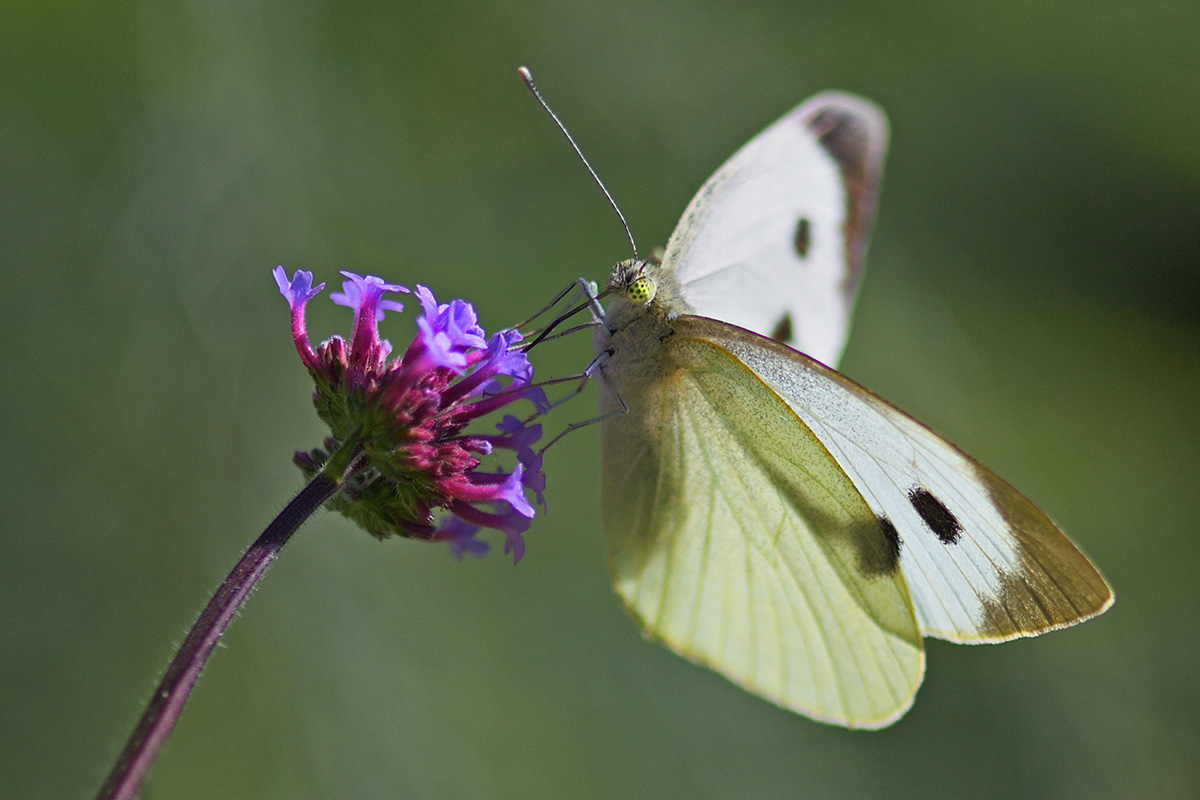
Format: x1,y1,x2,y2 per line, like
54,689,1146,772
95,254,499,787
793,217,811,258
769,312,793,343
908,487,962,545
860,515,903,577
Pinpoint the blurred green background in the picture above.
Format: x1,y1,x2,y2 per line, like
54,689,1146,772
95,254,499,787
3,2,1198,798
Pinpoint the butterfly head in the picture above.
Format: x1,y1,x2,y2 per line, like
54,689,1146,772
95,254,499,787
610,259,658,305
603,258,688,337
609,257,687,308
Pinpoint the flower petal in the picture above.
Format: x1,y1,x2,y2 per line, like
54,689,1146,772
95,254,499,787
273,266,325,308
433,516,490,560
415,285,487,349
332,272,409,320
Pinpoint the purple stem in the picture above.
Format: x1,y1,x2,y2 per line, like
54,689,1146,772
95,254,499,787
95,471,341,800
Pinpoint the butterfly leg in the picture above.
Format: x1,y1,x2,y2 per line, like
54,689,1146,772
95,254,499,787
513,278,595,329
577,276,605,322
536,349,629,454
520,278,604,351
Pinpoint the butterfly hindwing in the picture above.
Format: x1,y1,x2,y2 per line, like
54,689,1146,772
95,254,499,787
601,326,923,728
663,92,887,368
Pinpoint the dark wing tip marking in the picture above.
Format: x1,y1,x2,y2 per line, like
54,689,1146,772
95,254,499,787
973,464,1115,637
908,486,962,545
769,312,793,343
860,515,903,577
793,217,811,258
801,93,888,302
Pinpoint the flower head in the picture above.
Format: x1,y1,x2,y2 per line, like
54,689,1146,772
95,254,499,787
275,266,549,563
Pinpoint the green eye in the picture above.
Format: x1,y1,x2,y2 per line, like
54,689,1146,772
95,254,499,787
626,276,656,303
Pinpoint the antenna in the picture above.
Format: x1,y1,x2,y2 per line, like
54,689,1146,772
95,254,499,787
518,66,638,260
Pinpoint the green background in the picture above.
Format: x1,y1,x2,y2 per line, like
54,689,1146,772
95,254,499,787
3,2,1198,798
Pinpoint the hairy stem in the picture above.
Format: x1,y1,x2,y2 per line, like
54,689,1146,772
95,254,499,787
95,457,356,800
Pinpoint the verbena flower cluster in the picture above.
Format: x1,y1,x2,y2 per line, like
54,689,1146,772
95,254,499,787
274,267,548,563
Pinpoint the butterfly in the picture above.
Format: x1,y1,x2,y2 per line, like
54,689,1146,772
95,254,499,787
591,91,1113,729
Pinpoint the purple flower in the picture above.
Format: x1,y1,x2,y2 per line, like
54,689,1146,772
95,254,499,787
415,285,487,350
276,268,547,563
273,267,326,372
433,516,490,560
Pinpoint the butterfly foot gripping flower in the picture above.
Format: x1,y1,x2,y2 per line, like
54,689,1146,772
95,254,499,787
274,267,549,563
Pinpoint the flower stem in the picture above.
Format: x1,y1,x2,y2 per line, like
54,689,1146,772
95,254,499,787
95,452,360,800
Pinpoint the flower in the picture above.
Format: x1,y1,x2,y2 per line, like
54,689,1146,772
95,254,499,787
275,267,549,563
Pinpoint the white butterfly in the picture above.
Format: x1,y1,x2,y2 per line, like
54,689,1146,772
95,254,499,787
592,92,1113,729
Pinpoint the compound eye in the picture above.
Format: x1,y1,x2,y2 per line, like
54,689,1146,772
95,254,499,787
626,276,656,304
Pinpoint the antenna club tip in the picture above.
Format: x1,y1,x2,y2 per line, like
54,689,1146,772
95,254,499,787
518,66,538,93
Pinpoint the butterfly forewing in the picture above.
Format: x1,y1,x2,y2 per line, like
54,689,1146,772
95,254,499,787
679,318,1114,642
662,92,887,368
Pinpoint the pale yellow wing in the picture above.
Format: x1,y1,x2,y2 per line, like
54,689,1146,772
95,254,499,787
601,333,923,728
